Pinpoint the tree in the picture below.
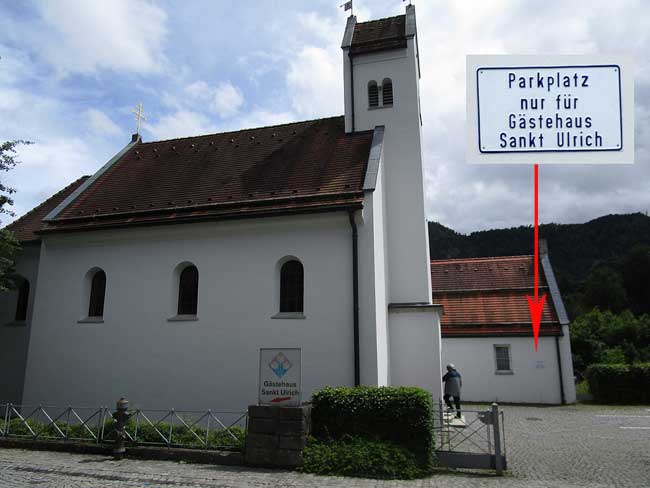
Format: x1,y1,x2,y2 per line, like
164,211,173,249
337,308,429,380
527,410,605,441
1,140,32,218
0,140,31,290
622,245,650,315
580,265,628,313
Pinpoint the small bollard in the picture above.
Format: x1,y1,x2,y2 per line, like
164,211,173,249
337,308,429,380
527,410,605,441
112,397,131,459
491,403,503,476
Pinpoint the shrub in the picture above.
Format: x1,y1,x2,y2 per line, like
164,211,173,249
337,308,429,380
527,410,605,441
302,436,427,479
586,363,650,403
311,386,434,470
2,416,245,450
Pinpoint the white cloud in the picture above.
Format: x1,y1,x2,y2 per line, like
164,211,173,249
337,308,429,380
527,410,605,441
144,110,217,140
287,46,342,118
84,109,122,137
32,0,168,76
185,81,245,118
211,82,245,118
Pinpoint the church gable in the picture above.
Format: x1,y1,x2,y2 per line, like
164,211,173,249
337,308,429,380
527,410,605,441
41,116,374,233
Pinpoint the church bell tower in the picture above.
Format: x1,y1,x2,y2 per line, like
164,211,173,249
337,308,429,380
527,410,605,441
341,4,432,305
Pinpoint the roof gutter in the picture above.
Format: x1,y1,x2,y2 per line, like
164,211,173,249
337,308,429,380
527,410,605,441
44,134,141,222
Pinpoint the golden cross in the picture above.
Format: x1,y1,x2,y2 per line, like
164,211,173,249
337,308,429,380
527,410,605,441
131,102,147,134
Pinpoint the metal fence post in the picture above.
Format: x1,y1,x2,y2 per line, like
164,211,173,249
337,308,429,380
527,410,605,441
491,403,503,475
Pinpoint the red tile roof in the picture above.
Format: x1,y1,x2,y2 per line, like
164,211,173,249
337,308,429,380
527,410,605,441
41,116,373,233
431,256,562,337
351,15,407,55
4,176,89,242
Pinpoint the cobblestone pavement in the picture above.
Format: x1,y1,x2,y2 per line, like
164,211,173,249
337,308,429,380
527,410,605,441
1,404,649,487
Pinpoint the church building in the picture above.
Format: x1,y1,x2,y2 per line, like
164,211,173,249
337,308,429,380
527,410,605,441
0,5,575,409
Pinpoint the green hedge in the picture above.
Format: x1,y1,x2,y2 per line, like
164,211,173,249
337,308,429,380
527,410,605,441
302,436,427,479
1,417,245,450
585,363,650,403
311,386,434,470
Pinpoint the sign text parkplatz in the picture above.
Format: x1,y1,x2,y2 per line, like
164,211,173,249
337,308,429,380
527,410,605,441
258,348,301,407
466,55,634,164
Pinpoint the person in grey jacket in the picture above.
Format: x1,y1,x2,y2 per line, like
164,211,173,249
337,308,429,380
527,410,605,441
442,363,462,418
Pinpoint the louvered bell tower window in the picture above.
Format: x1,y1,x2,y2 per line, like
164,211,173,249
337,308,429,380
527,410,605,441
382,78,393,106
368,81,379,108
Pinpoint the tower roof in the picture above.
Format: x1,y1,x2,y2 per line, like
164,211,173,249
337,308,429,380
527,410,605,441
350,15,407,55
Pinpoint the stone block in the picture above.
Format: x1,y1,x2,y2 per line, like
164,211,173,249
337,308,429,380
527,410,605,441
278,419,307,435
245,432,277,449
278,406,308,421
248,405,279,419
278,434,307,450
245,447,275,466
247,418,277,434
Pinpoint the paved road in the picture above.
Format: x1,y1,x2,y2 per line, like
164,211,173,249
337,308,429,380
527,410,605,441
0,404,649,487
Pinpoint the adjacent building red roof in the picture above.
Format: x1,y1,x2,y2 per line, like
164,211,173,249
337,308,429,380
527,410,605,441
40,116,373,233
431,256,562,337
5,176,89,242
351,15,407,55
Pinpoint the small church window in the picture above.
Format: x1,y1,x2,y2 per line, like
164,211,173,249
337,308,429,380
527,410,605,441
495,345,512,372
368,81,379,108
382,78,393,106
280,260,304,313
88,270,106,318
14,278,29,322
178,265,199,315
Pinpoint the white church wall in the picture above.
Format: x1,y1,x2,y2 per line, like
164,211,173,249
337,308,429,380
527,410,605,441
442,337,566,404
389,307,443,398
0,243,40,404
357,160,389,386
22,213,355,411
348,39,431,305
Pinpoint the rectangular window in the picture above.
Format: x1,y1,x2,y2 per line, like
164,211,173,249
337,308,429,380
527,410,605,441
494,345,512,372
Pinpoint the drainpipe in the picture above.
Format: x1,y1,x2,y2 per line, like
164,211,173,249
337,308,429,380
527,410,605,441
348,51,355,132
348,210,360,386
555,335,566,405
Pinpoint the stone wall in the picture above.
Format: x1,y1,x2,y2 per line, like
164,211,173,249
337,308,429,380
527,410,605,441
245,405,311,468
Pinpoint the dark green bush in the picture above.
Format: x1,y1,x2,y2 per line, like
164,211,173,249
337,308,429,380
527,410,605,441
311,386,434,470
302,436,427,480
586,363,650,403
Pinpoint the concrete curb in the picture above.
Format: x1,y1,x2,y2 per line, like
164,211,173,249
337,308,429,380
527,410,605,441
0,438,243,466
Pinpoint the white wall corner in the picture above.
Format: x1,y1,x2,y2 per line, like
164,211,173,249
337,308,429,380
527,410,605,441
363,125,385,191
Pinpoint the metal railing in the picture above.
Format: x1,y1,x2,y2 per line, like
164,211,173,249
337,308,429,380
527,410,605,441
433,401,507,474
0,403,246,451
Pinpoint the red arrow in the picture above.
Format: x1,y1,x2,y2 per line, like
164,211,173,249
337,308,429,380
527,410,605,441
526,164,547,351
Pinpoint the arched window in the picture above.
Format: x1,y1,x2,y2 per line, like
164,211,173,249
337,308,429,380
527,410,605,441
382,78,393,106
368,80,379,108
177,265,199,315
280,260,304,313
88,270,106,317
14,279,29,321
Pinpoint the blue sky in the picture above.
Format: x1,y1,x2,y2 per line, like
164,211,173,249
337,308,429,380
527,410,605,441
1,0,649,233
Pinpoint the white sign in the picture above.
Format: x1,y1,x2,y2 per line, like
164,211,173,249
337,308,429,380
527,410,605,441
467,55,634,164
258,348,301,407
